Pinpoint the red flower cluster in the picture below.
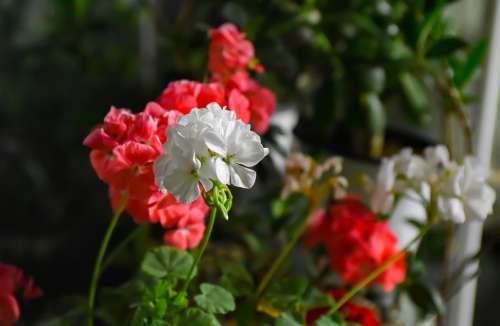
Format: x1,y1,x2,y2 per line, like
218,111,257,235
0,263,42,326
306,289,380,326
305,196,406,292
84,102,208,249
208,23,263,76
85,23,275,249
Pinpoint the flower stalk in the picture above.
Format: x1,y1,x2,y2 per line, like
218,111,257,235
179,206,218,295
256,199,318,298
87,192,129,326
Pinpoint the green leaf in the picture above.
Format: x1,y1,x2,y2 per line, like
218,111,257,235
275,313,302,326
303,288,335,310
219,263,254,297
416,3,445,57
399,72,432,125
453,39,488,89
181,308,221,326
363,93,385,137
406,278,446,315
315,314,344,326
266,276,309,310
361,67,386,94
141,246,193,279
272,199,288,219
427,37,467,57
194,283,235,314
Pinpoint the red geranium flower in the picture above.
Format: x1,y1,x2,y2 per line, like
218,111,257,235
305,196,406,291
215,70,276,134
157,80,226,114
85,103,212,251
208,23,256,76
163,211,207,250
0,263,42,326
305,289,380,326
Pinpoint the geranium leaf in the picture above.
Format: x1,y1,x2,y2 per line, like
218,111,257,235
141,246,193,279
315,314,345,326
181,308,221,326
219,263,254,297
194,283,235,314
275,313,302,326
265,276,309,310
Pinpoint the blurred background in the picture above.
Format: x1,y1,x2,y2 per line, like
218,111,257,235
1,0,499,324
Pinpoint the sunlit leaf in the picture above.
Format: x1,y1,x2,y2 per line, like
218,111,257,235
194,283,235,314
141,246,193,279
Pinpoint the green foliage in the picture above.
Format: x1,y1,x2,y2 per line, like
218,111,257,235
194,283,236,314
180,308,221,326
219,263,255,297
314,314,350,326
275,313,302,326
401,254,446,315
399,72,432,125
141,246,193,280
131,280,175,326
265,276,309,311
427,37,467,58
452,39,488,90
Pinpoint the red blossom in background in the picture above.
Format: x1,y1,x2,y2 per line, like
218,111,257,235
306,289,380,326
208,23,256,76
305,196,406,292
208,24,276,134
157,80,226,114
0,263,42,326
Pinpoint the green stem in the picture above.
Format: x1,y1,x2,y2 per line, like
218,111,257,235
87,192,128,326
328,222,433,315
256,203,316,298
101,224,147,273
179,207,217,295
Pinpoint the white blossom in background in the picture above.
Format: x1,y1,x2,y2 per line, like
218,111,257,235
438,157,496,222
371,158,396,215
154,102,269,204
372,145,495,224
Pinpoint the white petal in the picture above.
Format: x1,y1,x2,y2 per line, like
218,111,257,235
389,192,427,250
230,164,257,188
371,189,394,214
464,183,495,220
438,197,466,223
199,176,213,192
200,157,230,185
203,130,227,156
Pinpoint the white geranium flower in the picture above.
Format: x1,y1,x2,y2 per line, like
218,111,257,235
154,150,213,204
154,102,269,204
375,145,495,225
439,157,495,222
437,196,466,223
390,188,428,250
424,145,450,181
393,148,426,180
371,158,396,214
221,121,269,188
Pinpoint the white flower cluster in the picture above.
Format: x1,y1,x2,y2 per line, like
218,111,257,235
154,103,269,204
371,145,495,223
